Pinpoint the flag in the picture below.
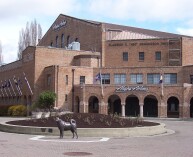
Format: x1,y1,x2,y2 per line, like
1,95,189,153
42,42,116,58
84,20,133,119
95,73,101,81
5,80,12,97
13,76,22,95
159,74,163,84
23,72,33,95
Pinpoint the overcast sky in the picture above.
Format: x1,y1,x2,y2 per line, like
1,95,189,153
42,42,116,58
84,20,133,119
1,0,193,64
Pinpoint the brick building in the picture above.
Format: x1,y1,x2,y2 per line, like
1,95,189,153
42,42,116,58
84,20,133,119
1,14,193,118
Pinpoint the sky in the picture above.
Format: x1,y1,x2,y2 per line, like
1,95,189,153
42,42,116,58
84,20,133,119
1,0,193,64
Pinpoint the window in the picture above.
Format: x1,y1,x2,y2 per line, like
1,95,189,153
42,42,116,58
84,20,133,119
65,75,68,85
101,74,110,84
67,35,70,46
147,73,160,84
155,51,161,61
65,94,68,101
130,74,143,84
47,74,52,86
75,38,78,42
139,52,144,61
61,34,65,48
56,36,58,47
114,74,126,84
123,52,128,61
190,75,193,84
164,73,177,84
80,76,85,84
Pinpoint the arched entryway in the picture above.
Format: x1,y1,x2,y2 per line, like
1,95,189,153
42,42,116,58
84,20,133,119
144,95,158,117
167,96,179,118
125,95,139,117
75,96,80,113
108,95,121,115
190,98,193,118
88,96,99,113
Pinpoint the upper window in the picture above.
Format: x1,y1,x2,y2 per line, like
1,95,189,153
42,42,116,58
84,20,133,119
67,35,70,46
65,75,68,85
75,38,79,42
155,51,161,61
61,34,65,48
56,36,58,48
47,74,52,86
164,73,177,84
80,76,85,84
147,73,160,84
130,74,143,84
101,74,110,84
139,52,144,61
114,74,126,84
123,52,128,61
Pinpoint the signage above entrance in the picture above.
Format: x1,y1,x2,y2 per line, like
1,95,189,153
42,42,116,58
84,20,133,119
115,85,148,92
52,20,67,31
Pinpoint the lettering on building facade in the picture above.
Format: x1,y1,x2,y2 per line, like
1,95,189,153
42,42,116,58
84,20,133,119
115,85,148,92
108,42,170,47
52,20,67,31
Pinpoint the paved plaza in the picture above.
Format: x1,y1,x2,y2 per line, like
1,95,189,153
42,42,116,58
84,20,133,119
0,118,193,157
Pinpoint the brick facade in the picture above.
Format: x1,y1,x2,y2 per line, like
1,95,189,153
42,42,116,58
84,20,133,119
1,14,193,118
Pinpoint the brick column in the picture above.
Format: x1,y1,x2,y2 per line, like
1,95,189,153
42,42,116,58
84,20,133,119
99,100,108,115
158,100,167,118
182,102,190,118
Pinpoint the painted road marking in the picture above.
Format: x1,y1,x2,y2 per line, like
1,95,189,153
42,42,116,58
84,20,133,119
30,136,110,143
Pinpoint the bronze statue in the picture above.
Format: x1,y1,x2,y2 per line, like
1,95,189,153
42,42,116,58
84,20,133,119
56,117,78,139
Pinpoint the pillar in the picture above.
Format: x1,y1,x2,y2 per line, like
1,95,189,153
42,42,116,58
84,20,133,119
121,103,125,117
139,103,143,118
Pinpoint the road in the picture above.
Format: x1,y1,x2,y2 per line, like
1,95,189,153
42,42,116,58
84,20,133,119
0,118,193,157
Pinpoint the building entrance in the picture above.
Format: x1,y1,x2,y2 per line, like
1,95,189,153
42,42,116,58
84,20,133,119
167,96,179,118
125,95,139,117
144,95,158,117
108,95,121,115
88,96,99,113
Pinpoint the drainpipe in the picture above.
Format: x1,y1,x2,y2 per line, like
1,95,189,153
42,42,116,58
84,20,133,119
72,68,75,112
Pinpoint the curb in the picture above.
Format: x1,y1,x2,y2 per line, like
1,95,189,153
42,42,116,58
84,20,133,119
0,121,167,137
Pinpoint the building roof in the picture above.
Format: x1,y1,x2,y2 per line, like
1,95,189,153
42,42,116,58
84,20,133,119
53,14,193,41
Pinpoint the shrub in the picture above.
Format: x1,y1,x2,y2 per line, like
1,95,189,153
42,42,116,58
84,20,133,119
8,105,27,116
37,91,56,109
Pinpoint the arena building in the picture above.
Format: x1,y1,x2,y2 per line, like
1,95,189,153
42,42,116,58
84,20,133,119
1,14,193,118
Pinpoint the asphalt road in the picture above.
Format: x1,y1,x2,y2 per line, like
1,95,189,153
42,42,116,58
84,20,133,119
0,118,193,157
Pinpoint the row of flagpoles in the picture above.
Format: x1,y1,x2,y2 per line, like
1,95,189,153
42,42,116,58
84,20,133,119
0,72,33,98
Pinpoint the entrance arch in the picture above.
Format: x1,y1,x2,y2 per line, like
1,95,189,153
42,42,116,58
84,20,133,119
125,95,139,117
108,95,121,115
88,96,99,113
144,95,158,117
167,96,179,118
190,98,193,118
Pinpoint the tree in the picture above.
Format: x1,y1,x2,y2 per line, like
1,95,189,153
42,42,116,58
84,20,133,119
0,41,3,65
37,91,56,109
17,19,42,60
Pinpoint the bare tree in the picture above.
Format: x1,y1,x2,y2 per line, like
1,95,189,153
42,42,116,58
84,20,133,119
0,40,3,65
17,19,42,60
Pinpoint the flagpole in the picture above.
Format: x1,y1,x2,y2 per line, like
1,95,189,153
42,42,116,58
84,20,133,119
23,72,33,95
9,79,16,96
99,68,104,98
1,80,8,97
